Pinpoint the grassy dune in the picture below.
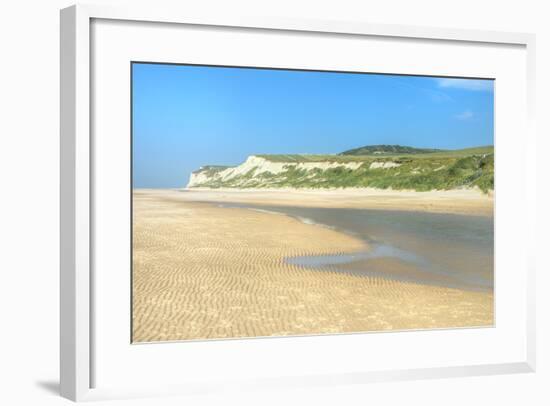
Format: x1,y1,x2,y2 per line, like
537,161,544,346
256,145,494,162
191,146,494,192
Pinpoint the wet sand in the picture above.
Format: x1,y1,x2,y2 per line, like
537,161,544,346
132,189,494,342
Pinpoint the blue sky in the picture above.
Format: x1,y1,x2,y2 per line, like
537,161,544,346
132,63,494,188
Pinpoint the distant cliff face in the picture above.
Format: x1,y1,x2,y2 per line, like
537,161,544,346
187,155,364,188
186,146,494,192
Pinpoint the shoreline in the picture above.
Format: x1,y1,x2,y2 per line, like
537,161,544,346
138,187,494,216
227,199,494,292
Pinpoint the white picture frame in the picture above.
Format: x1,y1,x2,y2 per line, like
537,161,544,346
60,3,537,402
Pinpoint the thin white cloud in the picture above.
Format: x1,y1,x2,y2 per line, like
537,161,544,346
436,78,493,91
429,90,452,103
388,77,453,103
455,110,474,120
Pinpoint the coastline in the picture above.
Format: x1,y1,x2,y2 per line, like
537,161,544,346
132,189,494,342
167,187,494,216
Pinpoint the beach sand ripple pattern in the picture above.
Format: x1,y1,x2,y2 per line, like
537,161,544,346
132,190,493,342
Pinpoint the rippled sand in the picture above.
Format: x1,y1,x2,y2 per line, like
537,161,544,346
132,189,493,342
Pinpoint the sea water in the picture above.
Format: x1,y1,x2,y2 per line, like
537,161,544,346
221,203,494,292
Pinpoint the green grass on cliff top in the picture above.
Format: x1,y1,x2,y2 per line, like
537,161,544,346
256,146,493,163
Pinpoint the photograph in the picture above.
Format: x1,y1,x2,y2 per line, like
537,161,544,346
131,62,494,343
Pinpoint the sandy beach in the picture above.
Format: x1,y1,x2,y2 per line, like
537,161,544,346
132,188,494,342
172,187,494,216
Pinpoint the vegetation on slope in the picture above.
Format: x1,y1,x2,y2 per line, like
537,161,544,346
255,146,494,162
189,146,494,192
192,165,231,176
340,144,442,156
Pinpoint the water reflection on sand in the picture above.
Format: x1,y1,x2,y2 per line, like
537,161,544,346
223,203,494,292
